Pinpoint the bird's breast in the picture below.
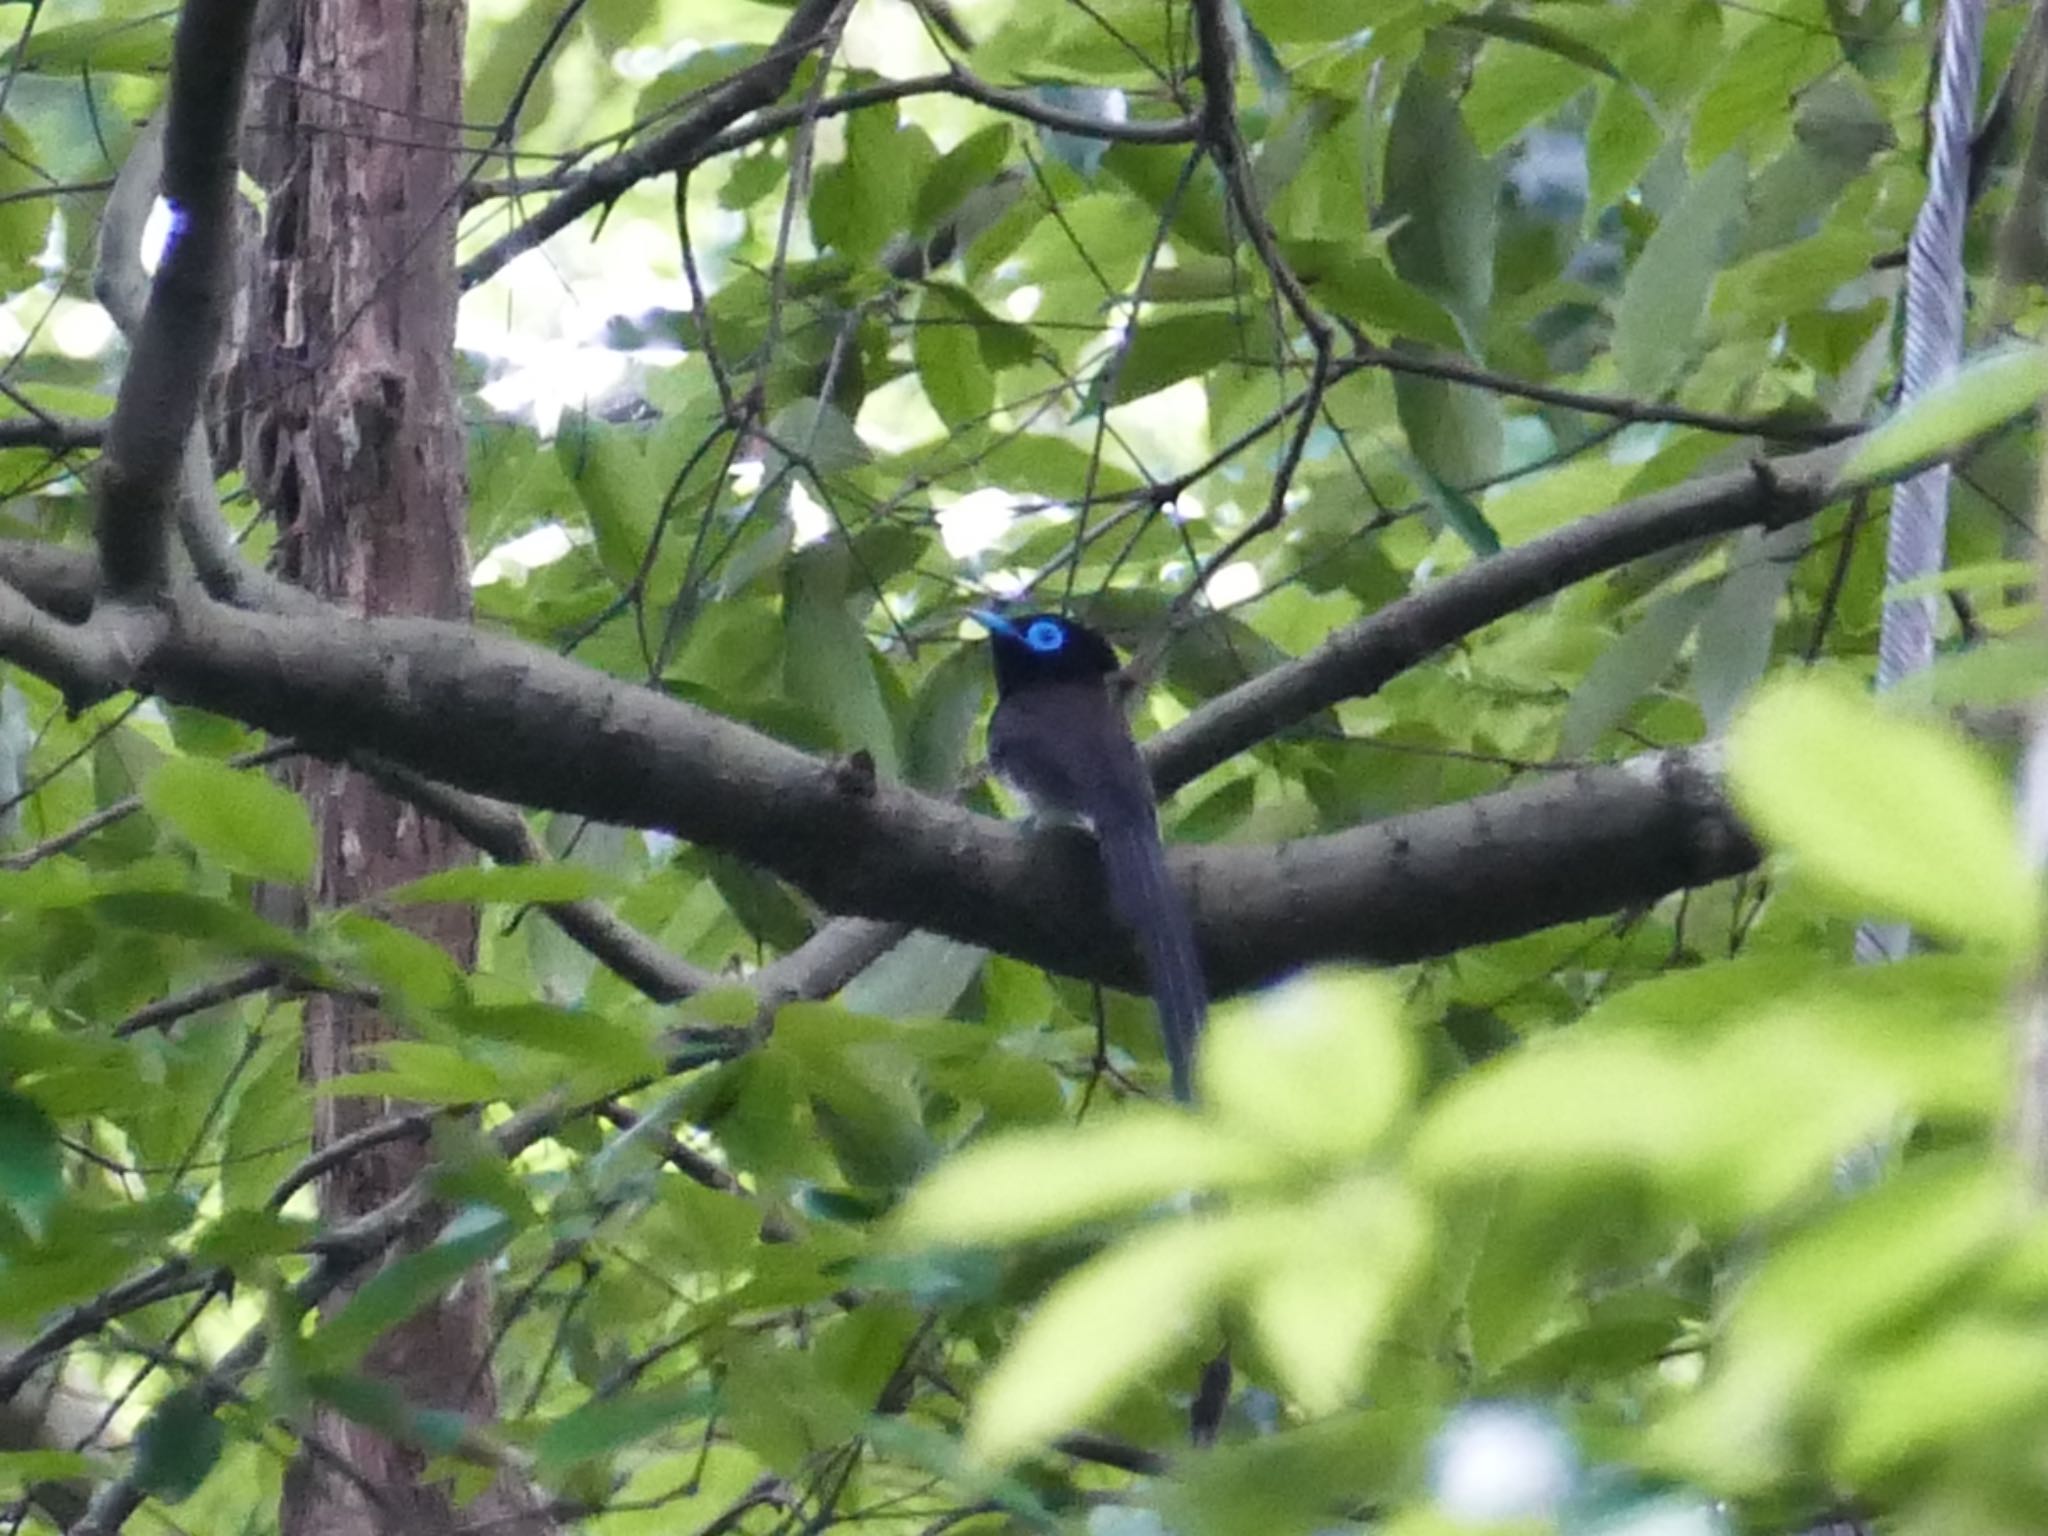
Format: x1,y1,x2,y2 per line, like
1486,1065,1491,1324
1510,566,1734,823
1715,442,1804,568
987,681,1154,827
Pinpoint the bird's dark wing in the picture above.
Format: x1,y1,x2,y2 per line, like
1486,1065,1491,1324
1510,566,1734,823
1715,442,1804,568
988,681,1206,1099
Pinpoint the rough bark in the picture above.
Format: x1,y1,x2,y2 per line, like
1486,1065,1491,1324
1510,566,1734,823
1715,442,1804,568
239,0,548,1531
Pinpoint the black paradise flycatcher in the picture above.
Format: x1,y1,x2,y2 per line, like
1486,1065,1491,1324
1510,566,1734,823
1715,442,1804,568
974,609,1207,1101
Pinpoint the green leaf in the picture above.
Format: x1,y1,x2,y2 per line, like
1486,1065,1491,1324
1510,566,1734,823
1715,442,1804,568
1903,635,2048,711
1287,243,1465,350
723,1336,860,1472
777,1005,933,1189
1642,1165,2009,1500
897,1110,1278,1246
1833,1322,2048,1485
384,863,622,906
700,849,815,951
1385,66,1496,330
0,1449,113,1488
904,641,989,791
1460,33,1606,157
223,1040,307,1220
0,1090,61,1239
452,1002,661,1078
1107,312,1264,407
1692,984,2004,1210
1245,1182,1428,1415
716,148,787,211
627,42,759,128
782,542,899,775
192,1209,314,1267
915,122,1014,232
1689,12,1837,172
1588,83,1662,210
712,518,795,604
967,1218,1246,1467
922,281,1034,381
1169,1416,1442,1536
1714,227,1888,332
914,286,995,430
132,1389,225,1503
1144,252,1246,303
165,707,260,759
1394,371,1502,492
21,17,178,74
143,756,315,883
1100,143,1232,255
765,397,870,476
535,1379,716,1476
1727,677,2041,955
816,1301,923,1406
0,864,94,912
1240,0,1371,44
1614,152,1748,395
313,1205,516,1370
1413,1033,1699,1186
1838,349,2046,488
1693,525,1799,734
1887,559,2038,602
321,1041,504,1106
331,913,466,1014
1738,1162,2012,1361
555,410,657,583
1558,582,1717,757
91,892,308,960
1251,100,1331,222
305,1373,467,1454
1447,13,1620,79
1414,461,1502,558
810,106,928,263
838,931,987,1019
1200,971,1414,1162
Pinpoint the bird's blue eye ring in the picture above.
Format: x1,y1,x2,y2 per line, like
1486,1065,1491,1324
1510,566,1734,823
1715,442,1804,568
1023,619,1066,653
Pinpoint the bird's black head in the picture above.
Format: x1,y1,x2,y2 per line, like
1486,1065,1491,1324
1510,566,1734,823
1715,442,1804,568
974,609,1120,694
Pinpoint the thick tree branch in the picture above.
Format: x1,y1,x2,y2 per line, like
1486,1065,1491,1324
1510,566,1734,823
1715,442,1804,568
93,112,314,615
754,917,911,1006
1149,440,1853,794
0,543,95,622
0,409,1972,1010
0,418,104,452
0,583,153,709
0,431,1898,1000
90,115,160,338
106,593,1747,994
93,0,256,597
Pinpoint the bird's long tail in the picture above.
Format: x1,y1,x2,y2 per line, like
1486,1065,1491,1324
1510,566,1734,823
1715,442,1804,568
1096,809,1207,1102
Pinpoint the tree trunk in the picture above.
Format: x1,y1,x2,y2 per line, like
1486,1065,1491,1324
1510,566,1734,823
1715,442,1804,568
236,1,550,1531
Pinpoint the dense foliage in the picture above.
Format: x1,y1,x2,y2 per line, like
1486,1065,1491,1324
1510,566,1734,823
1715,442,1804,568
0,0,2040,1533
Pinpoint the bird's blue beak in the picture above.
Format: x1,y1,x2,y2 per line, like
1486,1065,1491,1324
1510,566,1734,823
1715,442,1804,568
970,607,1017,637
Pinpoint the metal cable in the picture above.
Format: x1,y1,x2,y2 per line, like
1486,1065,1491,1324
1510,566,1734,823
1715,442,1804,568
1858,0,1986,964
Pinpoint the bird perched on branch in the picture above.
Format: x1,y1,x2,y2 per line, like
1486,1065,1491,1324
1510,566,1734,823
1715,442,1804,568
973,609,1206,1101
